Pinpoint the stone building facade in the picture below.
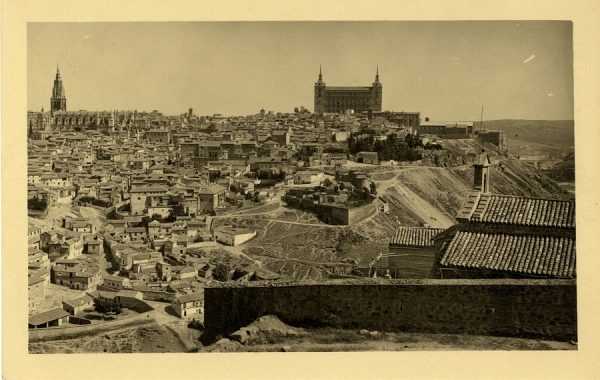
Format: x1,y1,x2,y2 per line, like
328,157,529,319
314,66,382,114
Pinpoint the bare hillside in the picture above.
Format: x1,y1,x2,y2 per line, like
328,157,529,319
354,157,571,242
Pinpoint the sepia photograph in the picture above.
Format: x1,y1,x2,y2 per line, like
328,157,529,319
24,20,578,354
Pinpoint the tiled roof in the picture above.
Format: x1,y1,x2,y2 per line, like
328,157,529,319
62,294,94,308
458,193,575,228
198,184,226,194
213,226,255,235
130,185,167,193
440,232,575,278
126,227,146,233
176,292,204,303
29,308,70,326
389,227,444,247
28,275,45,286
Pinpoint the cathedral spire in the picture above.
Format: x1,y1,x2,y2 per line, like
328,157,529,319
51,63,67,114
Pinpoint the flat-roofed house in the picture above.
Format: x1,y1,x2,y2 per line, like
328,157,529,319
51,258,101,290
213,226,257,246
62,293,94,315
173,291,203,318
356,151,379,165
102,273,129,290
294,170,324,185
85,237,103,254
28,275,47,310
197,184,227,214
129,185,168,215
145,128,171,144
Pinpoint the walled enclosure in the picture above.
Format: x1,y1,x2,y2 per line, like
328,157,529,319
203,279,576,341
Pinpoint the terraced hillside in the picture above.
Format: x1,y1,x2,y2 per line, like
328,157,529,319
213,139,572,281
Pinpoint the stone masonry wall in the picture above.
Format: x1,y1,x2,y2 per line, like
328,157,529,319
203,279,576,341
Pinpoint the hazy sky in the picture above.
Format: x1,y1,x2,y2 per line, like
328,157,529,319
28,22,573,120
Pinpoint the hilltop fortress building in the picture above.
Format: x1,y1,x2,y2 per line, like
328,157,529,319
314,66,382,114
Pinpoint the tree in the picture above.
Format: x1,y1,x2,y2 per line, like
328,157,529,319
28,196,48,211
213,263,229,281
172,203,186,217
370,182,377,195
209,171,222,183
323,146,347,154
118,203,131,212
106,209,121,220
363,187,370,200
347,134,357,154
207,123,218,133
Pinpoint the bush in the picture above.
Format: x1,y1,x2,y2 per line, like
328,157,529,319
106,209,121,220
187,318,205,331
79,196,111,208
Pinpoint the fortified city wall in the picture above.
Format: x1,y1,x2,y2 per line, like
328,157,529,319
203,278,576,341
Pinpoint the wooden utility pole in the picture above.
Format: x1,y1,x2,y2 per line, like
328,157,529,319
480,105,484,131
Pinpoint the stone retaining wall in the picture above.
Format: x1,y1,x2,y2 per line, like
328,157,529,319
203,279,576,341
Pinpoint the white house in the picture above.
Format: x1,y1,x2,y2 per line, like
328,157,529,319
213,226,257,246
294,170,324,185
173,292,203,318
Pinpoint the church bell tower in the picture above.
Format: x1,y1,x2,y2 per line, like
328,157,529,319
50,65,67,115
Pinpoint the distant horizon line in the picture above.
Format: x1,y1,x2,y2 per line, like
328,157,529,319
27,108,575,124
26,108,574,122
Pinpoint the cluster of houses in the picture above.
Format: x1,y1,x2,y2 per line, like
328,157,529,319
27,102,527,330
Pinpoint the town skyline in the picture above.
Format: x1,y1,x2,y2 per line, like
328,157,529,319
25,20,578,356
28,21,573,120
